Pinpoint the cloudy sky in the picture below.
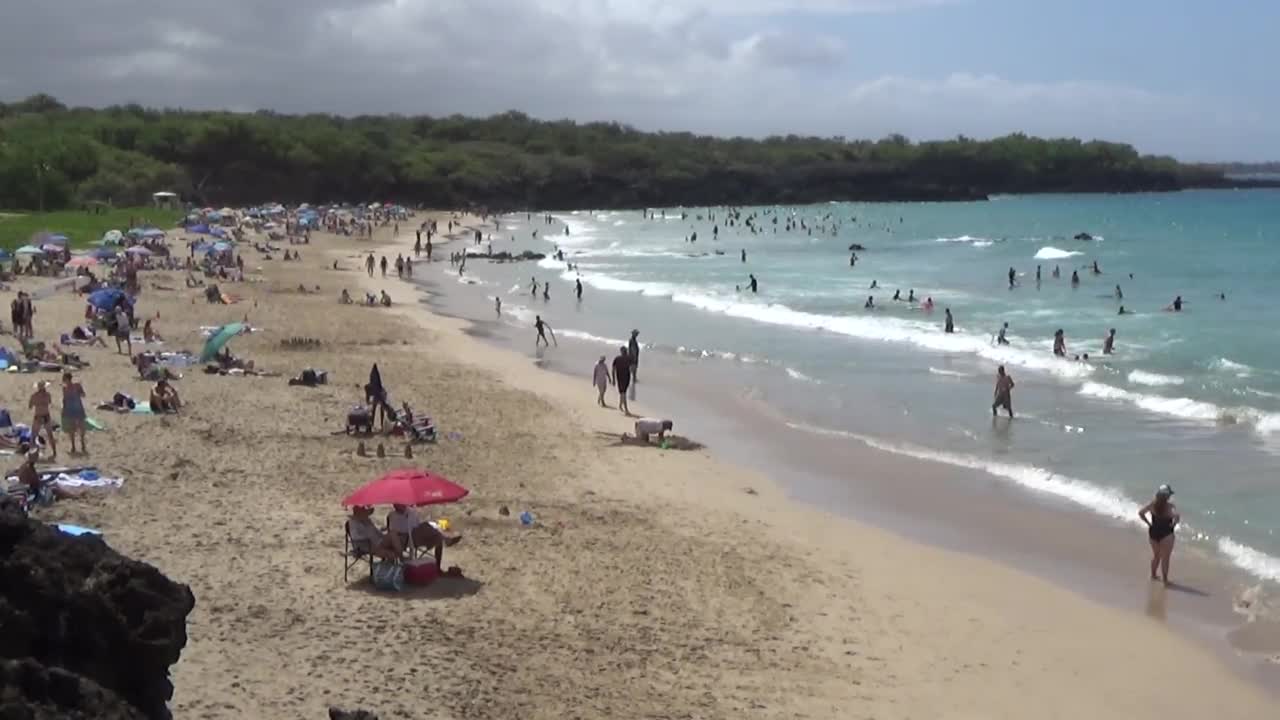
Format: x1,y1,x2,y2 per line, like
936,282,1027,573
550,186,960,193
1,0,1276,160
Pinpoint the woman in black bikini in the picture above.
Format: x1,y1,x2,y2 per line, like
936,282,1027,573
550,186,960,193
1139,484,1179,584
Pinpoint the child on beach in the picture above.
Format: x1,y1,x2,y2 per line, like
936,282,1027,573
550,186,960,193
593,356,612,407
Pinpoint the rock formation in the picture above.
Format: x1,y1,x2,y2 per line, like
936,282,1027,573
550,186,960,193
0,509,196,720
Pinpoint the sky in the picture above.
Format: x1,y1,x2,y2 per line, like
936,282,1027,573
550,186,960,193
0,0,1275,160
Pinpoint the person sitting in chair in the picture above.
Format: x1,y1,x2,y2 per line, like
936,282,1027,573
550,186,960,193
348,505,402,560
389,503,461,568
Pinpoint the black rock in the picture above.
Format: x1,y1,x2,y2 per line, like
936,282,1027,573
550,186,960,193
1073,232,1094,241
0,509,195,720
329,708,380,720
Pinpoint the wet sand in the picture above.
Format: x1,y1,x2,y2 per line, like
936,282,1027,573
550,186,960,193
3,213,1276,719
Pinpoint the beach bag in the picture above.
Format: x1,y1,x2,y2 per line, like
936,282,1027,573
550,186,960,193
372,562,404,592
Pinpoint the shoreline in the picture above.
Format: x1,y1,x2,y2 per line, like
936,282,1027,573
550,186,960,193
350,221,1280,705
381,220,1280,685
6,212,1273,718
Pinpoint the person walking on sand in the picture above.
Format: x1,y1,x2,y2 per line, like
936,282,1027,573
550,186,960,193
61,372,87,455
495,296,502,317
593,355,612,407
992,366,1015,418
612,346,633,415
1139,485,1180,584
380,255,388,278
365,254,375,277
534,315,555,347
426,237,433,262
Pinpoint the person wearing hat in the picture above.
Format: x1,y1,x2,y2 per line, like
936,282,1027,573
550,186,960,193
1139,485,1180,584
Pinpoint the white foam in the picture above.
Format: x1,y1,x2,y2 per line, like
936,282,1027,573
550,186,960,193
785,367,820,383
786,422,1142,524
1127,370,1185,387
1218,538,1280,584
972,240,994,248
935,235,986,243
557,328,627,347
1079,382,1280,433
1034,246,1084,260
1212,357,1253,377
928,367,972,378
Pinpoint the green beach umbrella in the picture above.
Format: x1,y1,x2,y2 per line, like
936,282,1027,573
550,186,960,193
200,322,247,363
15,245,44,255
102,229,124,244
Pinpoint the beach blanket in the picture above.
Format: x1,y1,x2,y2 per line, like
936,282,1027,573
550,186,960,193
52,471,124,491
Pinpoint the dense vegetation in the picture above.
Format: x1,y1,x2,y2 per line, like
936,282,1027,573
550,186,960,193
0,93,1259,210
0,206,179,249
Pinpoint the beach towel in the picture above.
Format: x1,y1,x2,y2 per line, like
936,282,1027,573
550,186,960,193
53,472,124,490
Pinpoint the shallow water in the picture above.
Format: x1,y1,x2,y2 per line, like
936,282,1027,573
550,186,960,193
443,191,1280,587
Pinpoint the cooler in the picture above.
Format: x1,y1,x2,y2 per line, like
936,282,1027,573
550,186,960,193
403,558,439,586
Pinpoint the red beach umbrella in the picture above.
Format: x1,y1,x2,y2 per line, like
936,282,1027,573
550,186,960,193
342,468,469,507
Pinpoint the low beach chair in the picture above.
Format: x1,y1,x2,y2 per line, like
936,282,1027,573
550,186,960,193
343,520,376,582
394,403,436,443
385,513,432,561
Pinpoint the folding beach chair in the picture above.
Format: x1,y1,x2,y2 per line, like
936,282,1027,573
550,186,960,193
342,520,375,582
385,512,433,561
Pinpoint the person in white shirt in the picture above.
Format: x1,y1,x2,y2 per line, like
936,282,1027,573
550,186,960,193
633,418,673,444
592,356,612,407
389,503,461,567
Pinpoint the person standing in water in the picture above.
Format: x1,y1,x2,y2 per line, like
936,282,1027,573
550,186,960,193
996,322,1010,345
534,315,555,347
628,330,641,382
543,283,550,301
864,296,875,309
748,274,758,293
530,277,539,297
1008,267,1016,289
1053,329,1067,356
1139,485,1179,584
1103,328,1116,354
1070,270,1080,286
1115,284,1124,300
495,296,502,317
592,355,612,407
575,278,583,301
741,249,747,263
992,366,1015,418
943,308,954,333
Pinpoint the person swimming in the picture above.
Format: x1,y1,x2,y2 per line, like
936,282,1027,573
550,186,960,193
1118,305,1128,315
1102,328,1116,354
1168,295,1183,312
907,289,916,303
892,289,900,301
1070,270,1080,286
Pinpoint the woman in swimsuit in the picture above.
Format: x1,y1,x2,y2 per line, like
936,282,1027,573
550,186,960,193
1139,484,1180,584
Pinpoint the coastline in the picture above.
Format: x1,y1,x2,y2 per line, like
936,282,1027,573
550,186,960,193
4,214,1273,718
347,221,1280,711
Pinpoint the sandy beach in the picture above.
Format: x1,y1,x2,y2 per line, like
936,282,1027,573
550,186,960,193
4,214,1275,719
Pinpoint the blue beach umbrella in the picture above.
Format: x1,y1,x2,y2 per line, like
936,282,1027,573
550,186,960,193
90,247,120,260
88,287,128,311
0,248,12,261
142,228,166,238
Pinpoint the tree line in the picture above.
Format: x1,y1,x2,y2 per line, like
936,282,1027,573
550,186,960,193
0,93,1261,211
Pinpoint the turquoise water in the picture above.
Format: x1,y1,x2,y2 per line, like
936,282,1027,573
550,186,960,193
461,191,1280,585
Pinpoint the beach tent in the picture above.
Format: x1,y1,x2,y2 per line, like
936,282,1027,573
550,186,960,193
15,245,44,256
102,229,124,244
200,322,247,362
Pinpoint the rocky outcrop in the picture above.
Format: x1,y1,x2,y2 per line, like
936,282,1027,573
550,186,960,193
465,250,546,262
0,509,196,720
329,708,380,720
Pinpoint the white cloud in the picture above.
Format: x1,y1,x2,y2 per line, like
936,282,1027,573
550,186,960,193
0,0,1271,159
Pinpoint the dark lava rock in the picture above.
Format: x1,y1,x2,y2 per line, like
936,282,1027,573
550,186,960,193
329,709,380,720
1073,232,1094,241
0,508,195,720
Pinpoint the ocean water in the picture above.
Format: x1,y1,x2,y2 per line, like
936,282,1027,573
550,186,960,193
453,191,1280,586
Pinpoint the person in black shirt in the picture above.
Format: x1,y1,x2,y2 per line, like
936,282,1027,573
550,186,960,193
612,347,632,415
628,330,640,381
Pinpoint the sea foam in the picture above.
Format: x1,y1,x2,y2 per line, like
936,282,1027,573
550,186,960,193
1034,246,1083,260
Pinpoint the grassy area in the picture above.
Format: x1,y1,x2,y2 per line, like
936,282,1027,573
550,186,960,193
0,206,184,249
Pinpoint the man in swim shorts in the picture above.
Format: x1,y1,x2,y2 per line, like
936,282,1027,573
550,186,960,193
992,366,1015,418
